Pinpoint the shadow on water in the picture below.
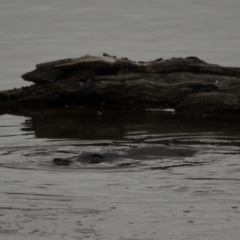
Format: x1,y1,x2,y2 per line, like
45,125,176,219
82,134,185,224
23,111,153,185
0,109,240,171
17,109,240,140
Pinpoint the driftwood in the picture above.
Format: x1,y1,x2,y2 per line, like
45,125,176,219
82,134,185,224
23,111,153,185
1,54,240,114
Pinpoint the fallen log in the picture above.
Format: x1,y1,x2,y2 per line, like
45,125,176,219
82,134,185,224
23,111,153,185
1,54,240,114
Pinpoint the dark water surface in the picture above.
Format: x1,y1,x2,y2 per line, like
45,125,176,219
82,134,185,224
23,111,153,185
1,0,240,239
0,110,240,240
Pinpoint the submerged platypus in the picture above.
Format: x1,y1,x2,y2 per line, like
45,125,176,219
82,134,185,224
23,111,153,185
52,145,197,166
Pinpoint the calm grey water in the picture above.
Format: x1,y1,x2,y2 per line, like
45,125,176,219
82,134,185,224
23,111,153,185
1,1,240,239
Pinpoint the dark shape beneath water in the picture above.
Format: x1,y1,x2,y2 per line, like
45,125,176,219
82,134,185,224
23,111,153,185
52,145,197,166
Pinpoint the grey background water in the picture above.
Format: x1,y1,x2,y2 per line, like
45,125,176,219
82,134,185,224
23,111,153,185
1,1,240,239
1,0,240,90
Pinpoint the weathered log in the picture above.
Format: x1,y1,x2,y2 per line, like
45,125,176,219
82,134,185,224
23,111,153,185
21,55,147,84
1,54,240,114
21,55,240,84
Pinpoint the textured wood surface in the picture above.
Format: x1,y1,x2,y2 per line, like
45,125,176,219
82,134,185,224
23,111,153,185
1,54,240,114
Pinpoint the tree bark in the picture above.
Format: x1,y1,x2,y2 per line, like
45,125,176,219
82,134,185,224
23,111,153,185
1,54,240,114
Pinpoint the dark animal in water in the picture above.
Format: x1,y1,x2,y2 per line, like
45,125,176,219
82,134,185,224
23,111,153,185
52,145,197,166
